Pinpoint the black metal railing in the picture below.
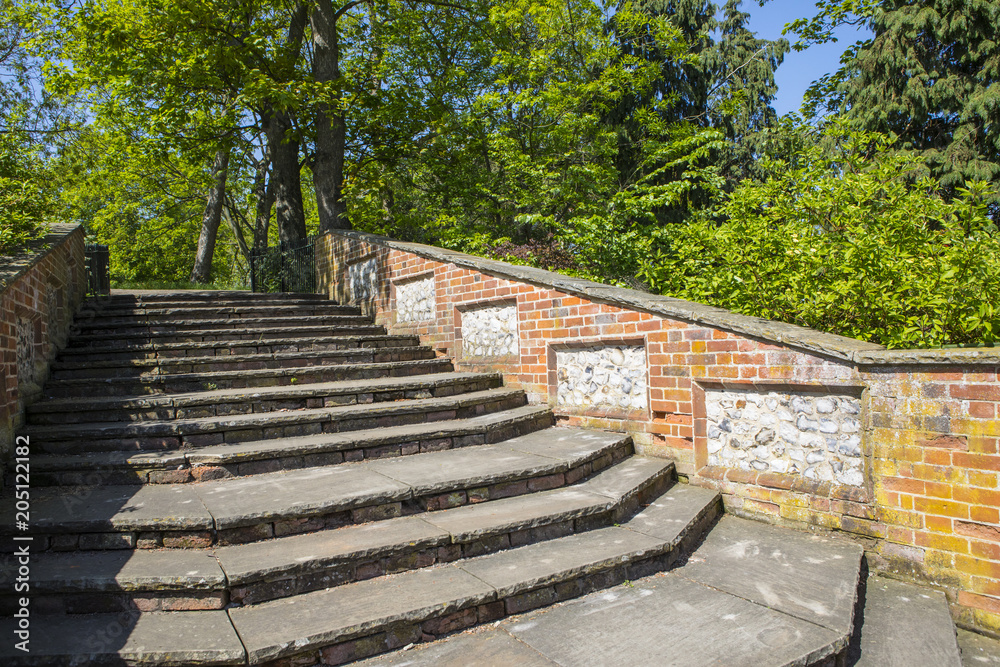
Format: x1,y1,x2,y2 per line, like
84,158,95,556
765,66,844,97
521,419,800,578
85,243,111,295
248,237,317,293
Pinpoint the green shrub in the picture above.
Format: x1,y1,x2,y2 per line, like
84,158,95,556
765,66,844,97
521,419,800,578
642,129,1000,348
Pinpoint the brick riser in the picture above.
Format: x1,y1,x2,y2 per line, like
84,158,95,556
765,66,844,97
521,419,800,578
15,438,631,553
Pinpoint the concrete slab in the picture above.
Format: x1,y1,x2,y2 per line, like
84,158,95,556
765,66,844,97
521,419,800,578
853,575,961,666
625,483,720,546
424,487,611,541
11,549,224,591
457,527,664,597
0,611,245,665
366,445,561,495
503,573,841,667
215,516,448,585
678,515,863,635
229,564,496,663
959,629,1000,666
4,484,213,532
574,456,674,500
355,628,559,667
194,464,411,529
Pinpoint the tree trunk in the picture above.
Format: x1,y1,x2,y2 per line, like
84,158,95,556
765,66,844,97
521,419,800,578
190,147,231,283
311,0,351,233
252,147,274,253
263,108,307,245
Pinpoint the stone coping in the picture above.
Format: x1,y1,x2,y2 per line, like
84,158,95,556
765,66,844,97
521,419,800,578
322,229,1000,366
0,223,82,293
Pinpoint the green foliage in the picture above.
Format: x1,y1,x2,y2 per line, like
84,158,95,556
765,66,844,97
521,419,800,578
0,130,50,254
644,127,1000,348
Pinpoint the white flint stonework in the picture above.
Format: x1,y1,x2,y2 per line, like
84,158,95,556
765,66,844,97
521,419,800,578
16,317,33,380
705,388,864,486
396,276,435,322
347,258,378,303
556,345,647,412
462,304,519,357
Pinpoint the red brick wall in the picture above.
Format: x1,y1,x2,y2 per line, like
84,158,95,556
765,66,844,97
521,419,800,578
317,230,1000,634
0,224,87,476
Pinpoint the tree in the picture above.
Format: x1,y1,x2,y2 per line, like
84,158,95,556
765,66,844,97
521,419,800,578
791,0,1000,209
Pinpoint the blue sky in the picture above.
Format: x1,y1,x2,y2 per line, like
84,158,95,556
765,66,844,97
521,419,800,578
745,0,873,116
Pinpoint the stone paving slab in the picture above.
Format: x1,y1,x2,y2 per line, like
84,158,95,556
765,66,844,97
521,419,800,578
194,464,412,530
624,483,721,546
501,573,842,667
574,456,674,499
215,515,448,585
1,549,225,591
57,334,418,358
230,564,496,664
0,484,213,532
959,629,1000,666
355,628,560,667
458,526,664,597
853,575,961,666
0,610,246,666
678,515,863,635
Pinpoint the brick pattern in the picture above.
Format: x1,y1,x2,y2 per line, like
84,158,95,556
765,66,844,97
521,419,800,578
1,226,87,475
318,230,1000,635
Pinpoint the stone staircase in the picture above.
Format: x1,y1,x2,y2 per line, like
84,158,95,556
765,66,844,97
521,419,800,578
0,291,968,666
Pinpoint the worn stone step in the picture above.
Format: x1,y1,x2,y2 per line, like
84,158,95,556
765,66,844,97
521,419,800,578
363,513,865,667
64,324,389,349
29,372,500,426
0,610,246,666
79,303,362,322
1,458,681,613
42,357,455,399
55,334,422,363
26,387,525,453
95,290,324,303
47,345,437,381
219,458,684,606
28,404,554,486
851,575,962,666
226,482,719,666
0,549,228,615
3,428,633,551
75,314,375,337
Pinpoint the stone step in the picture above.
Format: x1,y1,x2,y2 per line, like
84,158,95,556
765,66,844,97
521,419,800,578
227,482,720,665
29,372,501,426
55,334,422,362
851,575,962,666
362,514,866,667
25,387,526,453
74,314,375,336
42,357,455,399
78,303,362,322
0,457,679,613
64,324,389,349
47,345,437,381
27,404,553,486
0,610,246,666
2,428,632,550
97,290,324,302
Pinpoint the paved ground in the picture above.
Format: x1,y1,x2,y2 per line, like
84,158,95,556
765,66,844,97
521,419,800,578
960,629,1000,666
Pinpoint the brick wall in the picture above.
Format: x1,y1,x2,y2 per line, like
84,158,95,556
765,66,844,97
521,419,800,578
1,224,87,480
317,229,1000,635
